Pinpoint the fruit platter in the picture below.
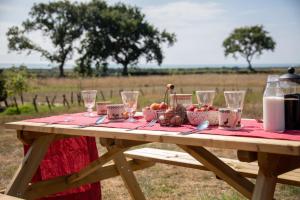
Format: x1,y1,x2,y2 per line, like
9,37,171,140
142,84,219,127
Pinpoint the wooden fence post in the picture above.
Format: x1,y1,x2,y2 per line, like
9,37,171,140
100,90,106,101
13,96,20,113
33,95,38,113
77,93,81,106
20,92,24,105
51,96,56,106
71,92,74,104
4,99,8,108
63,94,70,109
45,96,52,111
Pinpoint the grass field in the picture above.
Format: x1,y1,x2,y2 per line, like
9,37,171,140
1,74,300,199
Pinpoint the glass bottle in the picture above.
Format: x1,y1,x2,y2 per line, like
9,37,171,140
279,67,300,130
263,75,285,132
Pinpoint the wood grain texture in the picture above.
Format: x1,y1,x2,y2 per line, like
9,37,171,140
125,148,300,186
24,160,154,200
0,194,24,200
179,145,254,199
5,134,56,198
67,147,125,184
109,147,146,200
5,121,300,156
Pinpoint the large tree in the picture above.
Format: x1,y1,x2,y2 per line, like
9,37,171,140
79,2,176,76
6,0,83,77
223,25,276,71
74,0,110,77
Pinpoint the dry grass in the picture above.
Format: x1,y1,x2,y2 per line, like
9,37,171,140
1,74,300,199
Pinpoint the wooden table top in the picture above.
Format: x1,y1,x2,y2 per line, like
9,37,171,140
5,121,300,156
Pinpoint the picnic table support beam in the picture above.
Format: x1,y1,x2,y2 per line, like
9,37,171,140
237,150,257,162
179,145,254,199
5,134,56,198
101,138,147,200
67,146,126,184
24,159,154,199
252,152,300,200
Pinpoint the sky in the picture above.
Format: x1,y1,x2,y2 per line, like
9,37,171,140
0,0,300,67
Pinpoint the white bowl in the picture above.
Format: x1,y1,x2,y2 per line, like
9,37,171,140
142,109,158,122
186,111,208,126
208,110,219,125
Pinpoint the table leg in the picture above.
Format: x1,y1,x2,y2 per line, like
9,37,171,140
108,146,146,200
5,134,56,198
251,169,277,200
179,145,254,199
101,138,147,200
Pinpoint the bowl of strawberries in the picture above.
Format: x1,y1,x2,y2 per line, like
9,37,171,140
186,104,219,126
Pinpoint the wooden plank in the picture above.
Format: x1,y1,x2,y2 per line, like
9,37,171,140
125,148,300,186
5,134,56,198
251,170,277,200
67,147,125,184
109,147,146,200
251,153,280,200
252,152,300,200
17,130,76,145
5,121,300,156
24,160,154,200
0,194,24,200
237,150,257,162
179,145,254,199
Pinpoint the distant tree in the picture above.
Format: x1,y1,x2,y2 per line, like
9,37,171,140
74,0,111,77
0,70,8,104
6,1,83,77
110,3,176,76
79,2,176,76
223,25,276,71
4,67,29,105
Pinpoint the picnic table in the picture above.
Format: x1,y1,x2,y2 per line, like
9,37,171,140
3,113,300,200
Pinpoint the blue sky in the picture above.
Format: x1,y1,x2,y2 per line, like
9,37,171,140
0,0,299,67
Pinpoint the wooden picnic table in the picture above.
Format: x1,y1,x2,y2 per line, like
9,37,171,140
4,120,300,200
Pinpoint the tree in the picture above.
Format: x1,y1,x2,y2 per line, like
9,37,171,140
223,25,276,71
74,0,111,77
4,67,29,105
6,1,83,77
110,3,176,76
0,70,8,105
79,2,176,76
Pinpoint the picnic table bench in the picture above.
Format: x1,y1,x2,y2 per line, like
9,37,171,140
0,193,24,200
125,147,300,187
3,117,300,200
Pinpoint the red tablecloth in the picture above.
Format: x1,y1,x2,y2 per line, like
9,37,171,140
25,112,300,141
24,136,101,200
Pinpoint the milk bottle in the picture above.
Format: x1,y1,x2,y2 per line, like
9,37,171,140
263,75,285,132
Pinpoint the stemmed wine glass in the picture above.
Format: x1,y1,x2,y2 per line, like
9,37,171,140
81,90,97,117
195,90,216,106
121,91,139,122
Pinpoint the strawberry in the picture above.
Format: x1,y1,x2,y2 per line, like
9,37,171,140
187,105,196,111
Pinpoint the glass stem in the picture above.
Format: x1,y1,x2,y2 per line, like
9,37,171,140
129,111,134,120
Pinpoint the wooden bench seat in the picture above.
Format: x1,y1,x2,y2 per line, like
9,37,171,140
124,148,300,187
0,194,24,200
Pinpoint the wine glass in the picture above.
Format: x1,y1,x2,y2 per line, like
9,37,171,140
195,90,216,106
81,90,97,117
224,90,246,109
121,91,139,122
